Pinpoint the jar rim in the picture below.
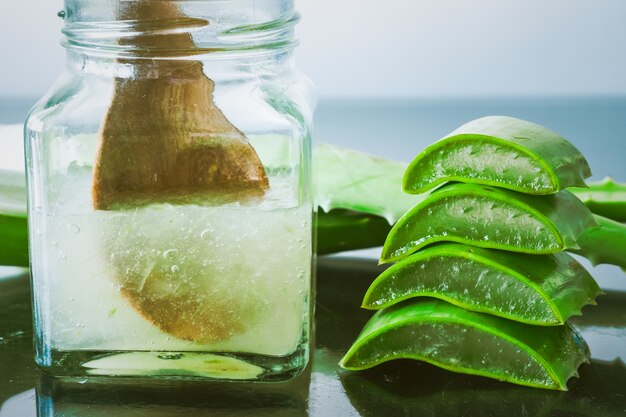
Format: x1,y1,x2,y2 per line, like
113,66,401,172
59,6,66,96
60,0,299,58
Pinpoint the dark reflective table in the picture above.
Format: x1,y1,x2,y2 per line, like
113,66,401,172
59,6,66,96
1,257,625,417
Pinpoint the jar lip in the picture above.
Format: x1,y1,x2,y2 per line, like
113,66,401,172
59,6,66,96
60,0,299,58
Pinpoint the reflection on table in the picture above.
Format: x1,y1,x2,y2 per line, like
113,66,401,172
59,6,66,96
0,257,625,417
36,368,310,417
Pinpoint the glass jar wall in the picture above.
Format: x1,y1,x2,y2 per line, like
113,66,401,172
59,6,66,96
25,0,315,381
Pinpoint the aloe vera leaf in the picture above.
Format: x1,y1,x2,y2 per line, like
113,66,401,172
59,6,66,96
0,170,29,267
570,177,626,222
364,243,601,325
574,215,626,269
381,183,597,263
313,143,421,224
317,209,392,255
339,298,590,390
403,116,591,195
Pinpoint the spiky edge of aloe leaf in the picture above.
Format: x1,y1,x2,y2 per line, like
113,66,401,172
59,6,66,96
340,299,590,390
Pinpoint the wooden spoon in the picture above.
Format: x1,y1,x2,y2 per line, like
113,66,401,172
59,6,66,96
93,1,268,343
92,0,269,210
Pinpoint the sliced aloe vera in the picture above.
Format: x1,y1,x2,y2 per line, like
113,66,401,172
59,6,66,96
571,177,626,222
340,299,589,390
83,352,264,379
381,183,597,263
365,243,601,325
403,116,591,195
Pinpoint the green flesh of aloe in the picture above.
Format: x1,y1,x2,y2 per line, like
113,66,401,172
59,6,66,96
340,299,590,391
403,116,591,195
364,243,601,325
381,183,597,263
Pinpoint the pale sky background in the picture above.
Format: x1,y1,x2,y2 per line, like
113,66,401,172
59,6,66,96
0,0,625,99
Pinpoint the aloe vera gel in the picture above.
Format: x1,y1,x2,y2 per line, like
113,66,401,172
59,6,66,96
26,0,314,381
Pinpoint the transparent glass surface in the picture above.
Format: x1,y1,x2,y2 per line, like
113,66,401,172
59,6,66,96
24,0,315,381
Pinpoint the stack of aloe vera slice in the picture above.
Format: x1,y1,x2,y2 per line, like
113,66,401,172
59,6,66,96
340,116,607,390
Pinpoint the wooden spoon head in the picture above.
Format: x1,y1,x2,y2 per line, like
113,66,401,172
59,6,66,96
92,63,269,211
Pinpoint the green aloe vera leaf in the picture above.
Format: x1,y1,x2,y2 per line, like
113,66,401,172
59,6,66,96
570,177,626,222
317,209,392,255
0,170,29,267
364,243,601,325
403,116,591,195
339,298,590,391
381,183,597,263
574,215,626,269
313,143,422,224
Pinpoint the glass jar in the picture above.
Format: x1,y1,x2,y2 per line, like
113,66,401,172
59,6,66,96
25,0,315,381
